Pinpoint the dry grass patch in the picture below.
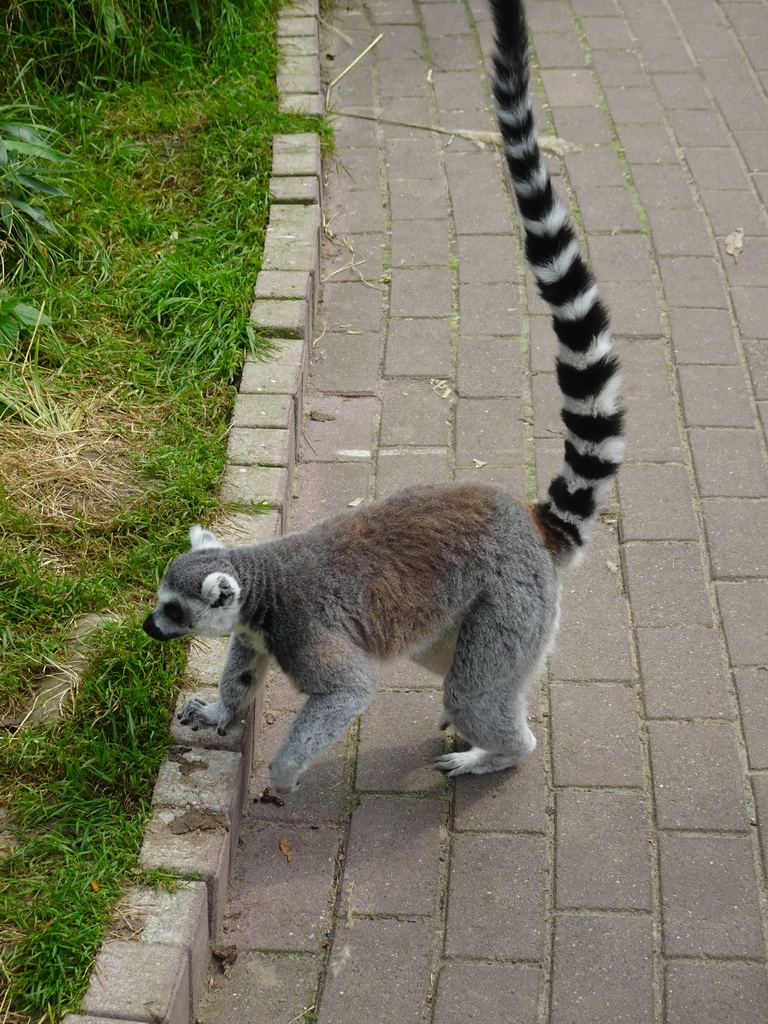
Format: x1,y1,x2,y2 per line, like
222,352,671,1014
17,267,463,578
0,402,151,527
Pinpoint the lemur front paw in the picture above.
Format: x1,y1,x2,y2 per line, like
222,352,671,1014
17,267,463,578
178,698,228,735
269,759,300,795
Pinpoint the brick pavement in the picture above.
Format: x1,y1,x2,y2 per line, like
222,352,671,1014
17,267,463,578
197,0,768,1021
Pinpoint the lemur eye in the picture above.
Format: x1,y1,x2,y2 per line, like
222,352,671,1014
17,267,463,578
165,602,185,625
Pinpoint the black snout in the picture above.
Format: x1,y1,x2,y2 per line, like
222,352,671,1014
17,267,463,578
143,613,171,641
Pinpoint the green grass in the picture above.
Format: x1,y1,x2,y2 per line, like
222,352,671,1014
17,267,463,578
0,1,329,1017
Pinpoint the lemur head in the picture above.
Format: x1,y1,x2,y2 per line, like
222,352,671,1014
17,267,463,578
143,526,243,641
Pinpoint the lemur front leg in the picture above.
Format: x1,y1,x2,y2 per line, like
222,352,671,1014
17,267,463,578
270,651,376,793
178,634,270,736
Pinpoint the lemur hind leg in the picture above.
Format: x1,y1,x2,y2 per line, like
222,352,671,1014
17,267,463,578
434,601,552,777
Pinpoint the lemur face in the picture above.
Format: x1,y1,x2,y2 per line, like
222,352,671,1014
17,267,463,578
143,528,242,641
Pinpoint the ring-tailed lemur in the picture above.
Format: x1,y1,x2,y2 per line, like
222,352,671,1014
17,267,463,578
143,0,623,793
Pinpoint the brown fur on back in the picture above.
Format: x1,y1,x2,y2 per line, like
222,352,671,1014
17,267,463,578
307,484,532,658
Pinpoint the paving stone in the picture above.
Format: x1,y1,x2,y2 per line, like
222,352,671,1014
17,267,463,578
555,790,652,910
617,339,673,399
445,154,515,234
389,267,453,318
659,256,728,309
601,280,664,336
319,280,383,332
263,205,320,274
666,961,768,1024
390,218,451,267
455,462,528,495
541,67,602,107
550,683,642,786
339,794,443,915
637,626,732,719
122,883,209,1013
201,952,320,1024
318,919,431,1024
458,282,520,335
301,395,378,462
632,164,696,210
356,689,446,792
384,137,443,180
616,123,677,164
288,461,371,530
646,205,712,257
660,833,764,957
565,147,626,189
717,580,768,665
703,498,768,577
678,364,753,427
455,397,526,467
273,133,321,177
618,464,698,541
590,47,648,87
270,165,319,201
228,426,292,467
689,427,768,497
322,231,386,284
219,821,339,952
384,317,452,377
375,447,452,494
432,69,488,111
623,397,685,463
61,1018,146,1024
310,332,383,394
456,335,524,397
391,178,450,220
576,187,641,233
231,392,294,431
152,748,244,830
379,379,451,447
139,808,231,935
551,914,654,1024
654,72,712,110
734,668,768,770
453,740,548,833
434,962,541,1024
421,0,471,35
580,14,633,49
83,940,189,1024
667,107,726,148
456,233,517,284
623,542,712,628
240,341,307,401
276,54,320,95
446,834,545,960
649,721,750,831
587,233,654,284
744,339,768,399
221,463,289,509
668,307,739,365
731,286,768,339
700,189,768,237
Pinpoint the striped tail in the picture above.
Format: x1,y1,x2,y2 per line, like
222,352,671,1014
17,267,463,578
489,0,624,564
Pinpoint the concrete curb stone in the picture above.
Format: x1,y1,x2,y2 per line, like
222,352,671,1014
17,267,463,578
67,3,323,1019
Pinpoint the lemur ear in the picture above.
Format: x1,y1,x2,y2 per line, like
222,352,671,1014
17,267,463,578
189,525,225,551
201,572,240,609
